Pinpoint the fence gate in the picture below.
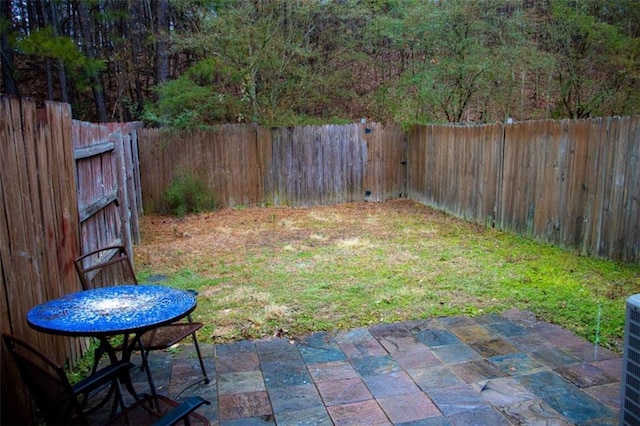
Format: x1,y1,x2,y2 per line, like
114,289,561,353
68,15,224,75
73,121,143,261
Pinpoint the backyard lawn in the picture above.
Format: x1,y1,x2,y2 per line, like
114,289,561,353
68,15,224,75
134,199,640,352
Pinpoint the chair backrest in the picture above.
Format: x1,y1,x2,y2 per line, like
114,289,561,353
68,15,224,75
74,245,138,290
2,333,86,425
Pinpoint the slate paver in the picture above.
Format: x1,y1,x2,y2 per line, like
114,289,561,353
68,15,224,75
468,338,520,358
484,321,529,338
316,377,372,406
218,391,272,420
396,417,451,426
543,389,616,424
216,351,261,374
431,343,483,364
377,391,441,424
417,329,462,347
498,399,572,425
425,383,490,416
217,371,265,395
267,383,324,414
363,371,421,398
450,359,507,384
391,346,442,370
350,354,401,377
489,352,545,376
555,362,618,388
408,365,465,391
128,310,620,425
274,406,333,426
307,360,359,383
528,347,581,369
448,324,496,343
261,361,312,388
446,405,513,425
583,382,622,411
326,399,391,425
475,377,536,407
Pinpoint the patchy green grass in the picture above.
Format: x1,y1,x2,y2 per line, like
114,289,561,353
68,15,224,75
135,200,639,352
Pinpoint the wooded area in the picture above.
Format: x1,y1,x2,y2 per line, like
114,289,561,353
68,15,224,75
2,0,639,126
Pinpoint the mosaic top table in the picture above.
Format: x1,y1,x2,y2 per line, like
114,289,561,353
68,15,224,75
27,285,197,339
27,285,197,396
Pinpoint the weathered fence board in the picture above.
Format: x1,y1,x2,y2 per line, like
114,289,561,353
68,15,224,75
1,97,143,424
1,98,82,424
139,122,405,211
73,120,143,283
406,124,503,226
362,122,406,202
405,117,639,263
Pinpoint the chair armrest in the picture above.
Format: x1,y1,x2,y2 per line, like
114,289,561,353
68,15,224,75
71,360,133,395
151,396,210,426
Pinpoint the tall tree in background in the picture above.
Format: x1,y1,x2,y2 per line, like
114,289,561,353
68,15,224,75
0,0,20,96
154,0,170,87
74,1,108,122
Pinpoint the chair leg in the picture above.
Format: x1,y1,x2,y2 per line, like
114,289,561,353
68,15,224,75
187,313,209,384
129,335,158,397
92,342,107,374
191,331,210,384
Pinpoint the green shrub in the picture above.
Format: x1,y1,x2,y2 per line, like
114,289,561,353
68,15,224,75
164,170,218,216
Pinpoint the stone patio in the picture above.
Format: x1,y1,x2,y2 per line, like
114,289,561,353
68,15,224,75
127,309,622,425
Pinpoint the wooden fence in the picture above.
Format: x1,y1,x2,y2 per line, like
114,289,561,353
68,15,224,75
139,118,638,264
138,122,405,211
74,120,143,258
1,96,142,425
406,117,640,263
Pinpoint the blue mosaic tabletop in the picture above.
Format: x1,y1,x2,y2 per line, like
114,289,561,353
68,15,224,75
27,285,196,336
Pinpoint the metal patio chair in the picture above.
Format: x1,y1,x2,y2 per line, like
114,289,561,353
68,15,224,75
2,333,210,426
74,245,210,386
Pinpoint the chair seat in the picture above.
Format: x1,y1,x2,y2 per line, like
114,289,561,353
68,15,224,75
115,322,204,352
104,395,209,425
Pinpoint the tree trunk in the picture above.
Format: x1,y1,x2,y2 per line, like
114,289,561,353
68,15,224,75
75,1,108,122
154,0,170,86
45,1,70,103
0,0,20,96
126,1,146,115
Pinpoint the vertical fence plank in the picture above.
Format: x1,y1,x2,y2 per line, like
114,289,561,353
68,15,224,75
622,117,640,261
1,98,83,424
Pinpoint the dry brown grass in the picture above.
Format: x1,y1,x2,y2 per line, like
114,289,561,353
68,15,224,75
133,199,639,349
